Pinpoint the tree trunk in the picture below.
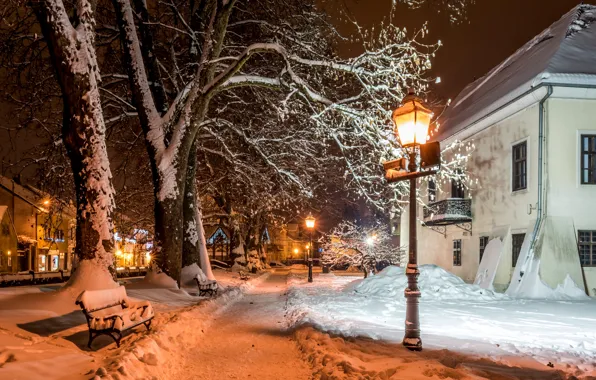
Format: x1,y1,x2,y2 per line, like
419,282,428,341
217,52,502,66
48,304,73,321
181,143,215,280
182,141,200,267
32,0,117,291
153,188,185,284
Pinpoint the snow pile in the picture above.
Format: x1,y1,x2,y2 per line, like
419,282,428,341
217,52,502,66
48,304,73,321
180,263,207,288
474,238,502,290
286,270,596,371
64,259,118,293
347,265,504,302
507,233,588,300
140,268,179,289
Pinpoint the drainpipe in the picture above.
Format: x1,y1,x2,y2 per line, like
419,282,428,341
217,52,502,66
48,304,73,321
530,85,553,252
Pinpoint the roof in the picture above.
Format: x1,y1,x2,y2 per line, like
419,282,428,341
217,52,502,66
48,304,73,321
0,176,76,218
437,4,596,141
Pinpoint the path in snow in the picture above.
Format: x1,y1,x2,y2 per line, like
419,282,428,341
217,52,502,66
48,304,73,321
173,269,312,379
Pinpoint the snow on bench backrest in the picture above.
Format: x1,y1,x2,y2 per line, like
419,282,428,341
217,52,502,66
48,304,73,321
76,286,128,312
195,270,209,284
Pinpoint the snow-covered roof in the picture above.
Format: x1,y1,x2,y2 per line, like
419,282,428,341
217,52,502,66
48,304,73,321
437,4,596,141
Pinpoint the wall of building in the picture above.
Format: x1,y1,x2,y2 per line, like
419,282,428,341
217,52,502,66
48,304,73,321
0,210,17,273
546,98,596,295
407,104,540,288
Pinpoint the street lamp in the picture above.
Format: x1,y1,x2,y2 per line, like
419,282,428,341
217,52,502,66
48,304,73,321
305,215,316,283
385,90,435,352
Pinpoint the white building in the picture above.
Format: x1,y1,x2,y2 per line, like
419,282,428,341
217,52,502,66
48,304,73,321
403,4,596,295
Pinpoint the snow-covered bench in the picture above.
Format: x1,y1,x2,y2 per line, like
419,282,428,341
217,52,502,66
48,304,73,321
194,274,218,297
239,271,250,281
75,286,154,349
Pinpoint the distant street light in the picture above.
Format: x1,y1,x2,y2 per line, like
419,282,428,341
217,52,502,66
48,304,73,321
366,237,375,246
383,90,439,352
305,215,316,283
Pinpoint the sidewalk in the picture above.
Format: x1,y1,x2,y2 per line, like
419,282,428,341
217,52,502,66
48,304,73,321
173,269,312,379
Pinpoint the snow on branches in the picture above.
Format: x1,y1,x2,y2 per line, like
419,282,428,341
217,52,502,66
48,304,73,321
321,221,402,277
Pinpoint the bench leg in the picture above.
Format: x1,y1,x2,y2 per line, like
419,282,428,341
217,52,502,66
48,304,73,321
111,332,122,348
143,320,152,331
88,331,96,349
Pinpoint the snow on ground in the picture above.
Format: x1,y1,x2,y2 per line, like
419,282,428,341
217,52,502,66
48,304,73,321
0,268,268,379
286,265,596,378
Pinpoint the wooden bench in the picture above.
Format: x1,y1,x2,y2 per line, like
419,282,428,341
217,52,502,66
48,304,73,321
75,286,154,349
194,275,218,297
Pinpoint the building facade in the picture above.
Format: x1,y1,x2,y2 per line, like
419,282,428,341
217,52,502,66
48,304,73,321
0,176,75,273
402,5,596,295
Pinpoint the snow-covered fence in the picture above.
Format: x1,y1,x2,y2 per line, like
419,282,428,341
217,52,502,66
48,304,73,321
0,270,70,287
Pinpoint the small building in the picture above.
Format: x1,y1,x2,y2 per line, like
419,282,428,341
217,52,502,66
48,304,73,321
0,176,75,273
0,206,17,272
405,5,596,295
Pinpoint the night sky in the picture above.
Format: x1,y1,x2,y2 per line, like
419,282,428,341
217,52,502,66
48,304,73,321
0,0,587,170
322,0,584,100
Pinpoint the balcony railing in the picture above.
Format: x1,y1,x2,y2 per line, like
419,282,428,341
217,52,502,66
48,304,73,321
423,198,472,226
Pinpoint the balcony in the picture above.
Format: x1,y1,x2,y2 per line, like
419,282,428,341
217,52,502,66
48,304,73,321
423,198,472,227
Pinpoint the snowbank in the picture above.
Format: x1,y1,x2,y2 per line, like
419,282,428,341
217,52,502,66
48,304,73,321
346,265,504,302
63,259,118,293
180,263,207,288
286,270,596,373
139,269,179,289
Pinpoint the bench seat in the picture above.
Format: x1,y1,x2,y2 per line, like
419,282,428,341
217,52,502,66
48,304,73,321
76,286,154,348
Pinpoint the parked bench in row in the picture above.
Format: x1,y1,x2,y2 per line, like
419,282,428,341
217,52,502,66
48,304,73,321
194,275,218,297
76,286,154,349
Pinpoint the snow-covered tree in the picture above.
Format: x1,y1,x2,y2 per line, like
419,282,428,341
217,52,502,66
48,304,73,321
321,221,401,277
27,0,117,290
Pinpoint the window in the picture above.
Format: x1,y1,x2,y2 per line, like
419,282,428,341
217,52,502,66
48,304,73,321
479,236,489,262
54,229,65,242
512,141,527,191
512,233,526,267
428,179,437,202
581,135,596,185
578,230,596,266
451,170,465,199
44,227,52,241
453,239,462,266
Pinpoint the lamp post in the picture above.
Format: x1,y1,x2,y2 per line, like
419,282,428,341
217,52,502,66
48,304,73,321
305,215,316,283
384,90,435,352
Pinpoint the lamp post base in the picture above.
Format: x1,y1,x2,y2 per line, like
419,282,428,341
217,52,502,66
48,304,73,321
308,259,313,282
402,337,422,351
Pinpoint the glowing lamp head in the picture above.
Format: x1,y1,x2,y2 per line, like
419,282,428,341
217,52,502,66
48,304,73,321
115,249,123,257
43,199,50,206
392,91,433,148
7,250,11,256
293,248,299,255
146,252,151,262
366,237,374,246
305,215,316,229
